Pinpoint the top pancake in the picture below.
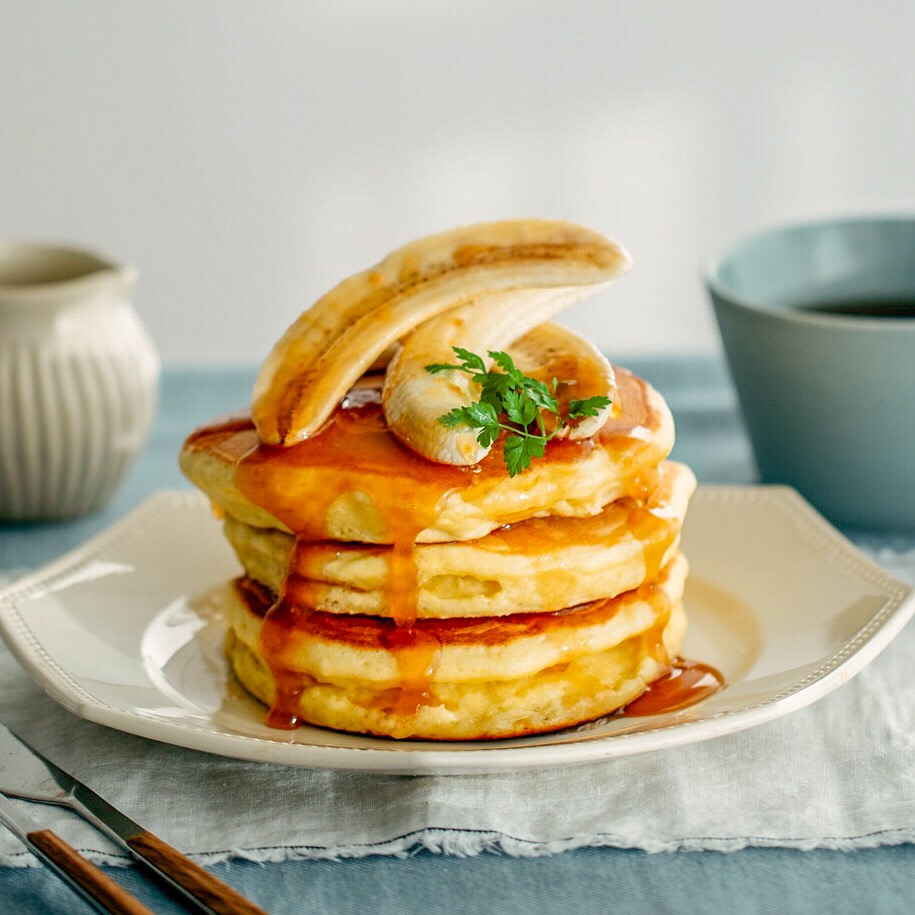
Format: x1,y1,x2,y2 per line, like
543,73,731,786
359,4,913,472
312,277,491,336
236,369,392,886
180,365,674,545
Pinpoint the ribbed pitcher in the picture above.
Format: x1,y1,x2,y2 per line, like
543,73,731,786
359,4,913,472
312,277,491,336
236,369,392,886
0,243,159,520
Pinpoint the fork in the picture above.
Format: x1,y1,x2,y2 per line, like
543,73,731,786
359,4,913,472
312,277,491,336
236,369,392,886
0,789,154,915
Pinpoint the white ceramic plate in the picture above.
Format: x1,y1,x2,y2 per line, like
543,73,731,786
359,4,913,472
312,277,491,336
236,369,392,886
0,489,912,774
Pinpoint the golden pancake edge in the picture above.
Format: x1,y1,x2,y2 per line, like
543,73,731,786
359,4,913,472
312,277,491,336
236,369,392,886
224,553,688,740
223,460,695,619
180,367,674,545
178,220,712,741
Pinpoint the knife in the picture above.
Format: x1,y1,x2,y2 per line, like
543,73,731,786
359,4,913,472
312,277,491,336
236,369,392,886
0,789,154,915
0,723,268,915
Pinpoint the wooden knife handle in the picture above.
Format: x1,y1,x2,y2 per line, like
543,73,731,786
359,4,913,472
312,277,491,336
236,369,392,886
27,829,155,915
125,830,268,915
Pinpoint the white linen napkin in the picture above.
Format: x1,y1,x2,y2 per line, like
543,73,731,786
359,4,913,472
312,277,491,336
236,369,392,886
0,546,914,866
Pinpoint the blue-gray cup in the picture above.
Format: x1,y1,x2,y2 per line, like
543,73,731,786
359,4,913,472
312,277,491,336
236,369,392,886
704,215,915,532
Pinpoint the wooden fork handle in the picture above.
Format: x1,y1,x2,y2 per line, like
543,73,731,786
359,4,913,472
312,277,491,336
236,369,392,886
27,828,154,915
125,830,268,915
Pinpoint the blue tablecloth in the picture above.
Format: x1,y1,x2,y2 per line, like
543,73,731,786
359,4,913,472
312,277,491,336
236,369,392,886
1,358,913,915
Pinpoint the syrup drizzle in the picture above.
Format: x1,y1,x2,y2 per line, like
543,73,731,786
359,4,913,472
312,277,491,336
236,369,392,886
619,660,724,717
187,368,708,729
382,628,443,729
261,601,307,729
235,378,465,722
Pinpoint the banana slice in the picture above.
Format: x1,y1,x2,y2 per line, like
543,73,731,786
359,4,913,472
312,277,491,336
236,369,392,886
383,308,618,464
509,322,618,442
252,219,629,445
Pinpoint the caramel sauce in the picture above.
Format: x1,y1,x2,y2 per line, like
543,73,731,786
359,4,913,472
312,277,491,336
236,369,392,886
238,379,469,628
235,379,471,540
239,383,464,723
260,602,308,730
529,353,612,435
382,627,443,722
184,369,662,537
234,575,631,647
619,660,725,717
626,504,679,582
233,571,725,726
235,578,310,729
193,368,670,730
623,466,660,501
620,579,724,717
633,582,673,664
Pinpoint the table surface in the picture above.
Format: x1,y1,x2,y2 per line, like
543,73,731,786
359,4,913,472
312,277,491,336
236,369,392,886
1,357,913,915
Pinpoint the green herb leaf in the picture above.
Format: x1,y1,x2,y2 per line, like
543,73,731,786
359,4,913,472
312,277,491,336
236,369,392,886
488,350,525,385
425,362,466,375
502,388,539,427
568,395,612,420
439,402,500,448
479,371,513,406
520,376,559,413
502,436,529,476
427,346,611,475
451,347,487,373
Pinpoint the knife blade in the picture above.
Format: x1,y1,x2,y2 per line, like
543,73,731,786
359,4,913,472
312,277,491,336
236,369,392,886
0,723,267,915
0,789,155,915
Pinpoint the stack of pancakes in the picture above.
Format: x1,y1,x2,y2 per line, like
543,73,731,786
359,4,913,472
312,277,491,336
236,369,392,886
180,366,696,740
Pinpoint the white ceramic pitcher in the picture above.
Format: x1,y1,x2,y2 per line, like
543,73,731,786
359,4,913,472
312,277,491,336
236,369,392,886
0,243,159,520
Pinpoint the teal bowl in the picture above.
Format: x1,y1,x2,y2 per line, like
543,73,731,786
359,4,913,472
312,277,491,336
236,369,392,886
704,216,915,532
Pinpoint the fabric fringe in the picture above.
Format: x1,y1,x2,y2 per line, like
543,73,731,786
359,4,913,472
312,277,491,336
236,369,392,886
5,826,915,870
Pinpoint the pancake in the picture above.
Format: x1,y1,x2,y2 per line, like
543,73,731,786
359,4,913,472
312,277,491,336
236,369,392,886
224,552,689,740
178,221,713,741
180,366,674,545
223,460,696,620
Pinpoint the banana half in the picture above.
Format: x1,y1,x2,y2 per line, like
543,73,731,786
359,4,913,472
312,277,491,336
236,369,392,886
384,317,618,464
252,219,630,450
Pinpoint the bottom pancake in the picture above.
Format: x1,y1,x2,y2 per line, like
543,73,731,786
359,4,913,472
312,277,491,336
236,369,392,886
223,553,688,740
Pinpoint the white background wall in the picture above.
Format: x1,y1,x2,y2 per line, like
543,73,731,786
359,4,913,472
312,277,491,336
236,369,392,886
2,1,914,365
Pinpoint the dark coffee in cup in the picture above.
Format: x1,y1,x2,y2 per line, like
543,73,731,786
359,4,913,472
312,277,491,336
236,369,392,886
798,299,915,319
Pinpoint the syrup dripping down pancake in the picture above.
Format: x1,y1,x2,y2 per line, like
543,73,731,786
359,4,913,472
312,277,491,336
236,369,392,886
223,461,695,620
224,553,688,740
180,366,674,546
181,357,713,738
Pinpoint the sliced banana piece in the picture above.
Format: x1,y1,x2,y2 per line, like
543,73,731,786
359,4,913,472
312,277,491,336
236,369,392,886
509,322,618,442
252,219,629,445
384,307,618,464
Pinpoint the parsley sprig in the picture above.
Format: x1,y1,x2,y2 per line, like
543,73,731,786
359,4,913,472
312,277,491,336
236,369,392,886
425,347,610,476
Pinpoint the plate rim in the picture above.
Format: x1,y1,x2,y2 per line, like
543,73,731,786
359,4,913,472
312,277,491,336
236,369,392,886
1,488,913,774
